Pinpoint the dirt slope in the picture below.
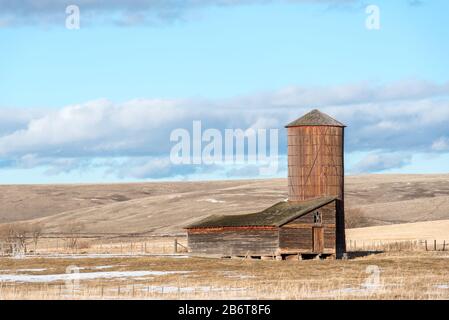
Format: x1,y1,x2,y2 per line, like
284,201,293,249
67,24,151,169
1,174,449,234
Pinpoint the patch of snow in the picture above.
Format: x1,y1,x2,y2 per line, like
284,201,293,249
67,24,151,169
139,285,246,294
197,198,226,204
17,268,47,272
154,254,189,259
435,284,449,289
0,270,191,283
321,285,388,297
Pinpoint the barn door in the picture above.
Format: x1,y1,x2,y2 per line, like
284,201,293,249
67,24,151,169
313,227,324,253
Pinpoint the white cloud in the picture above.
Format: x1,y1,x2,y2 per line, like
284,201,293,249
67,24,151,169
0,0,362,27
0,79,448,178
432,137,449,151
351,152,413,174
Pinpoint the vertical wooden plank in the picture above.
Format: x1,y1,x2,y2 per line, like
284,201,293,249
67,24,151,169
313,227,324,253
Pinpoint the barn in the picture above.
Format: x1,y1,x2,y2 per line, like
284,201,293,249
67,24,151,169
185,109,346,259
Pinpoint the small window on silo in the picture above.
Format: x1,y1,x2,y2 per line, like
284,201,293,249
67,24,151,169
314,211,322,224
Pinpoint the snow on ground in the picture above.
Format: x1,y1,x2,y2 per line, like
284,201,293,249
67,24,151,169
76,265,122,270
17,268,47,272
137,285,246,294
0,270,191,283
197,198,226,204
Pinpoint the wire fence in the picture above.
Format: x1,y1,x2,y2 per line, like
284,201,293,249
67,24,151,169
0,234,188,257
347,239,448,252
2,233,449,257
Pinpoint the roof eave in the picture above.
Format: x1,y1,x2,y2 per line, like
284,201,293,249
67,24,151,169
275,196,338,227
285,124,347,128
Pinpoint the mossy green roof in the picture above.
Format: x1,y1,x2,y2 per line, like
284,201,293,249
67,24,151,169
185,196,337,228
285,109,345,127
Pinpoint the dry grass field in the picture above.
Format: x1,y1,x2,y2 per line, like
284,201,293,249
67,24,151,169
1,174,449,234
348,220,449,243
1,174,449,300
0,251,448,300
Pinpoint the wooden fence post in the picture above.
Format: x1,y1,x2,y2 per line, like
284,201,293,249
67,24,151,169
174,238,178,253
434,240,437,251
425,240,428,251
443,240,446,252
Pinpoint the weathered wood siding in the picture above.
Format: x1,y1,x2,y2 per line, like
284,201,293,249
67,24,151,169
287,125,346,256
324,227,336,249
287,126,344,202
279,227,312,250
279,201,337,253
187,227,279,256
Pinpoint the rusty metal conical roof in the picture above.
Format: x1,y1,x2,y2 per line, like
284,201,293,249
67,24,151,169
285,109,346,127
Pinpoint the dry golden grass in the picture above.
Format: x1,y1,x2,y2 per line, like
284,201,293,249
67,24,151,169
347,220,449,243
1,175,449,300
2,174,449,234
4,236,187,256
1,251,448,300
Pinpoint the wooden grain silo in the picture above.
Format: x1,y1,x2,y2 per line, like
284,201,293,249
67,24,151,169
286,109,346,257
185,109,346,259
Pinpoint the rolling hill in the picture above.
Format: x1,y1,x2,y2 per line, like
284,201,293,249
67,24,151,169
1,174,449,235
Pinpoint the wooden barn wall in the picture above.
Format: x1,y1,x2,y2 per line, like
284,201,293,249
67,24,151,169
279,227,312,250
188,228,279,256
279,201,337,252
324,227,336,249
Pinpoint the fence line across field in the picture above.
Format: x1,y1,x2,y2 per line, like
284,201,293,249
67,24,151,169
347,239,448,252
1,233,448,257
0,233,189,257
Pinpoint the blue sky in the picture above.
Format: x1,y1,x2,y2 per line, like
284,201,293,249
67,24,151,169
1,0,449,183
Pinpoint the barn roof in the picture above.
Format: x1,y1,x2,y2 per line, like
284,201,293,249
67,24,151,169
285,109,345,127
185,196,337,228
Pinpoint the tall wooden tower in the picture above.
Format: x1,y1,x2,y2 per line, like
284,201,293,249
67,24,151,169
285,109,346,257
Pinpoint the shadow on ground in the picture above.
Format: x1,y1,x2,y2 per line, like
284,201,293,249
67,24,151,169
347,251,384,259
